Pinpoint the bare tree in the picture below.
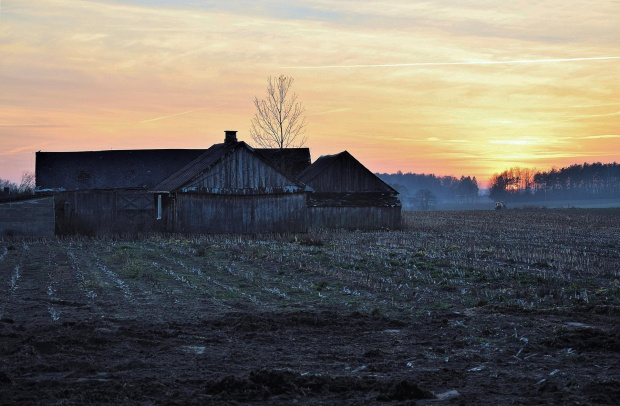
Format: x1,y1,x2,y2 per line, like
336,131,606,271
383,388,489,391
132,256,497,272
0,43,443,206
250,75,307,149
18,171,35,195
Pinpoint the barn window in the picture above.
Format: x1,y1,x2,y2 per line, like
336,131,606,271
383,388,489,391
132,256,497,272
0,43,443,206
157,195,162,220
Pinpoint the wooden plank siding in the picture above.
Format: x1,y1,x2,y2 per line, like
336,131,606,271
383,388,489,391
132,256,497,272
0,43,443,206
307,206,401,230
172,193,307,234
55,190,157,234
182,147,300,193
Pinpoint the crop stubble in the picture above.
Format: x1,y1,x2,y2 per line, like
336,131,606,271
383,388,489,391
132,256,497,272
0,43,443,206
0,209,619,404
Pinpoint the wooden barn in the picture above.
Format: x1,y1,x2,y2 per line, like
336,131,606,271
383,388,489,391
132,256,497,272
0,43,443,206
299,151,401,229
150,131,309,234
34,131,400,234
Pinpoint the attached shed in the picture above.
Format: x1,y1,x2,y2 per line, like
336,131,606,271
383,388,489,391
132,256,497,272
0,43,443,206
151,132,309,234
299,151,401,229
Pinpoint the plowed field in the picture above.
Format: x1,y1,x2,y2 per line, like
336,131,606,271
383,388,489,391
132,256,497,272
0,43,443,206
1,209,619,404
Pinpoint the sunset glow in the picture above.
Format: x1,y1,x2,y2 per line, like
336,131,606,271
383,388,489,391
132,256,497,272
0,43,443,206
1,0,619,187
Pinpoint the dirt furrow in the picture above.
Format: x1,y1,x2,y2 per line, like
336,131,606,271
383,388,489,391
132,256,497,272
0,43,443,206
0,242,55,324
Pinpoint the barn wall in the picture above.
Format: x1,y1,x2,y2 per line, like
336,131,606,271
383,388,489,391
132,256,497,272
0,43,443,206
185,147,298,192
173,193,307,234
307,206,401,230
0,197,55,237
55,191,156,234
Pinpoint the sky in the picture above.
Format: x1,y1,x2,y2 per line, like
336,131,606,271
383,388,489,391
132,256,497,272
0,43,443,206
1,0,619,188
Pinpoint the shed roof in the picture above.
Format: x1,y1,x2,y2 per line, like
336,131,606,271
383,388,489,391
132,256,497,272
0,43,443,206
299,151,398,194
298,153,338,184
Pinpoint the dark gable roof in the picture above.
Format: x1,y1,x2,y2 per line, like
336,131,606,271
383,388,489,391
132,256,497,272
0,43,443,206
255,148,311,177
151,142,307,192
35,145,310,192
299,151,398,194
298,153,339,184
36,149,206,191
151,143,235,192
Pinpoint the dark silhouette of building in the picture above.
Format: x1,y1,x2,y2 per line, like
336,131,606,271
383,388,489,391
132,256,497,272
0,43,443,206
34,131,400,234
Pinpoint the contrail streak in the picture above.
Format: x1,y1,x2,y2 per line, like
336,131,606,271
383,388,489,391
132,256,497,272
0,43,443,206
0,143,48,156
310,108,352,116
282,56,620,69
140,104,225,123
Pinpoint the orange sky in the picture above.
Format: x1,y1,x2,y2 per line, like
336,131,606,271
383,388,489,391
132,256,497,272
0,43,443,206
1,0,619,188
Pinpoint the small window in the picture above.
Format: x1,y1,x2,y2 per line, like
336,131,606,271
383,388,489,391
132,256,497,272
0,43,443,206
157,195,162,220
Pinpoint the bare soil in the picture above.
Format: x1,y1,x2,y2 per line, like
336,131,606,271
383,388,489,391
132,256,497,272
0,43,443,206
1,209,619,405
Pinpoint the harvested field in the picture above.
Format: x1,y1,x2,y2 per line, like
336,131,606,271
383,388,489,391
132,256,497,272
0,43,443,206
1,209,619,404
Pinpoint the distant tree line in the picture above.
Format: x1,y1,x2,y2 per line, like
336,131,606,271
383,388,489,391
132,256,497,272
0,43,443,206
377,172,479,209
0,171,35,198
489,162,620,201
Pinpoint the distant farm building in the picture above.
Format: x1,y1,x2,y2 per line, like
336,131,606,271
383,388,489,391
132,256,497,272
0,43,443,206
34,131,401,234
299,151,401,229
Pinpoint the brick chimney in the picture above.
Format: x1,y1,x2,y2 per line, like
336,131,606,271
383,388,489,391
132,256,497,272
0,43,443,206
224,130,237,144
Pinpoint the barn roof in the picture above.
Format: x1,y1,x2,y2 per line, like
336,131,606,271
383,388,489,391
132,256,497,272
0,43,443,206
255,148,311,177
151,141,307,193
36,143,310,192
298,153,338,184
299,151,398,194
36,149,207,191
